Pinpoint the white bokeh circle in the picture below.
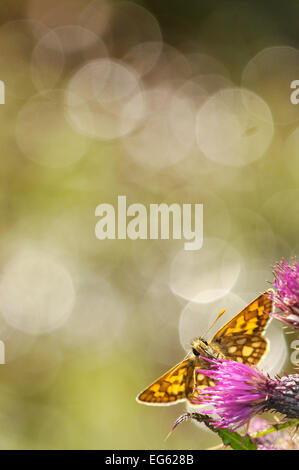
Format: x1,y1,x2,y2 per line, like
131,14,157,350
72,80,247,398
0,248,75,335
66,58,145,140
242,46,299,125
123,41,163,77
122,85,195,167
196,87,274,167
169,238,242,304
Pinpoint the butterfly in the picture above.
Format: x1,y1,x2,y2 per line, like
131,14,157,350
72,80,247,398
136,291,272,406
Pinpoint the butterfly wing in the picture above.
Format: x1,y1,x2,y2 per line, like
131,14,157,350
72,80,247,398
211,291,272,365
137,292,272,406
136,359,192,406
136,357,212,405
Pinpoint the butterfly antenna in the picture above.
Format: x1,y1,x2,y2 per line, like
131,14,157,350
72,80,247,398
202,309,226,339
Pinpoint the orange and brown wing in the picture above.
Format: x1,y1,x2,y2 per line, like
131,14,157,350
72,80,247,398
211,291,272,365
137,357,215,405
136,359,193,406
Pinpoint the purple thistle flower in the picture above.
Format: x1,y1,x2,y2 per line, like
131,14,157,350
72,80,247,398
192,358,299,431
269,259,299,330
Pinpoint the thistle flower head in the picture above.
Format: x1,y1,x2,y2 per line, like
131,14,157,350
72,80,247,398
192,358,299,430
269,258,299,330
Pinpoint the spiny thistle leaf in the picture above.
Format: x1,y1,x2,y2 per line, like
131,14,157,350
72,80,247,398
216,428,257,450
168,412,257,450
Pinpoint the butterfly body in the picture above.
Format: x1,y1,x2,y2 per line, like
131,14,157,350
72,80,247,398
137,292,272,406
190,337,225,360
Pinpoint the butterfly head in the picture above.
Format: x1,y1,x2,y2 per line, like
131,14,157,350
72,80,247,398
190,338,217,359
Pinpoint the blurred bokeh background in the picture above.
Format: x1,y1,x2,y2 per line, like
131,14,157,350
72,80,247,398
0,0,298,449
